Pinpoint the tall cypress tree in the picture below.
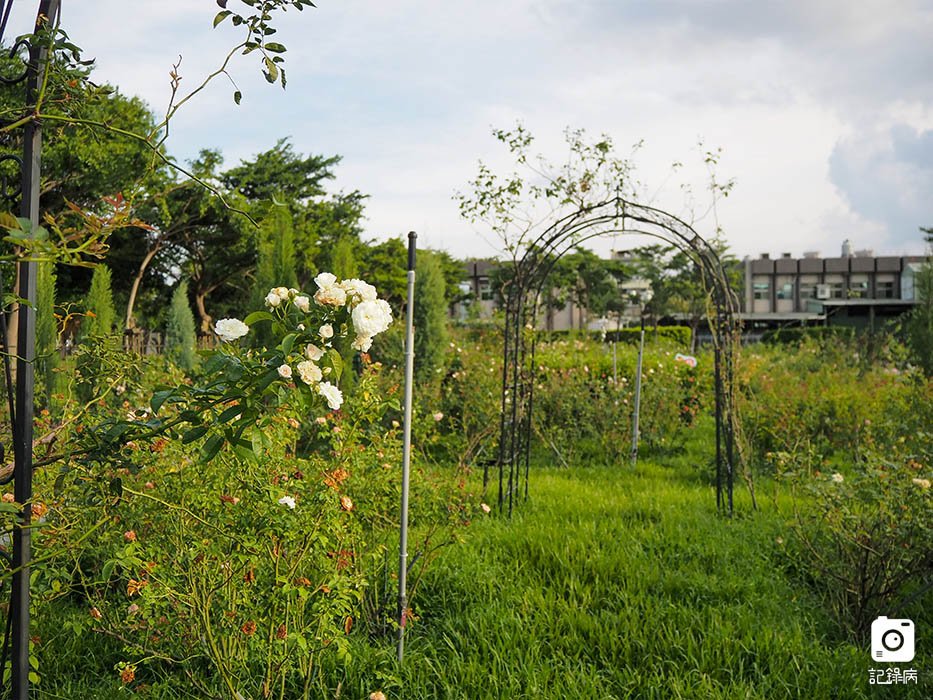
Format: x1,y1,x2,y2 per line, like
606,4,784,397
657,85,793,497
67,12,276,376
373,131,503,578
165,281,198,372
36,261,59,407
331,236,359,279
80,264,116,340
414,251,449,383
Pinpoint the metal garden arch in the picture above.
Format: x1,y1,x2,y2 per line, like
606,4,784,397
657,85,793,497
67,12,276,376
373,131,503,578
488,195,742,517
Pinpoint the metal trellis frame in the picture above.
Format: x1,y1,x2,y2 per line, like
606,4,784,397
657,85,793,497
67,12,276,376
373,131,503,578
493,196,743,517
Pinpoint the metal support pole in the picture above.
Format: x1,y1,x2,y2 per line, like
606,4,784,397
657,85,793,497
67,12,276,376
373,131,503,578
630,325,645,466
396,232,416,663
12,4,59,698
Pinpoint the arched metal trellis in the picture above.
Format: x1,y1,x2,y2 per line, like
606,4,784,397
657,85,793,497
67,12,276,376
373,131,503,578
488,196,742,517
0,2,60,698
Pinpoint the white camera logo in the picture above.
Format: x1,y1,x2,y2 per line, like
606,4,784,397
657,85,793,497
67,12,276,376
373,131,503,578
871,617,915,663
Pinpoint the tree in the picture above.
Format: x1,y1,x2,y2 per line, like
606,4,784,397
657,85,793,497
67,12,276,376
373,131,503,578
330,236,359,279
35,262,58,407
165,281,199,372
79,264,116,340
414,251,449,383
905,227,933,375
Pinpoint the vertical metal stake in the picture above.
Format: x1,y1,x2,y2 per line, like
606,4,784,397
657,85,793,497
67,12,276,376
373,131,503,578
397,232,416,663
630,328,645,466
11,4,59,695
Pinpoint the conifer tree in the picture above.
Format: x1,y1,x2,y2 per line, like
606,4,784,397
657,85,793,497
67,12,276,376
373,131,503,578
165,281,199,372
36,261,59,407
414,251,448,383
80,264,116,340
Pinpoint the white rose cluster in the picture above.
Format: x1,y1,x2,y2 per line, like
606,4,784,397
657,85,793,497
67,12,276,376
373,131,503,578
351,299,393,353
259,273,391,414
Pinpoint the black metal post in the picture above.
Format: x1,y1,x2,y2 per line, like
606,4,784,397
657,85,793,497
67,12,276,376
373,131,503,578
11,3,60,698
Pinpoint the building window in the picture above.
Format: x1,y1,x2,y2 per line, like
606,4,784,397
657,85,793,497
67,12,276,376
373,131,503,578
776,282,794,300
876,280,895,299
479,280,493,301
829,281,845,299
799,282,816,299
849,275,869,298
753,280,770,300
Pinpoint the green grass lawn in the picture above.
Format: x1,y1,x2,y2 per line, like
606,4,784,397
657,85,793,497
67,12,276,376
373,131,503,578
326,459,929,700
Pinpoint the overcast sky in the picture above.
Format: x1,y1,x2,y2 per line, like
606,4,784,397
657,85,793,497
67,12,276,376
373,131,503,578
6,1,932,259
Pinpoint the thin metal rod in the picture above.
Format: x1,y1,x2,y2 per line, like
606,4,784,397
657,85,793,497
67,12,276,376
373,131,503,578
630,328,645,466
396,232,416,663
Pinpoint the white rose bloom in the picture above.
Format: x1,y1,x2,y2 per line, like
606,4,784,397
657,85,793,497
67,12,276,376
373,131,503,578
265,291,282,308
305,343,325,361
293,295,311,312
277,364,292,379
317,381,343,411
319,324,334,339
273,286,290,299
352,335,373,352
340,278,378,305
314,272,338,289
288,288,299,297
278,495,296,509
352,300,393,338
214,318,250,342
314,285,347,307
296,360,323,385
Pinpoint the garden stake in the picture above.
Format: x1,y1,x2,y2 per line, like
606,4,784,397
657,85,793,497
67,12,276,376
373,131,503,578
397,231,416,662
630,327,645,466
2,4,61,699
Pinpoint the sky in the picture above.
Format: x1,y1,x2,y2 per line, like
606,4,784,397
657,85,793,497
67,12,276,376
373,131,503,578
5,0,932,260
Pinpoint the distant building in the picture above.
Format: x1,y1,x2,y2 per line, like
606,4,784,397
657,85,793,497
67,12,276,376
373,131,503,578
742,240,925,330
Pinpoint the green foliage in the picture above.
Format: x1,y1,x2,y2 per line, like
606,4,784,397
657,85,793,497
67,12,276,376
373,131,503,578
79,264,116,340
604,325,692,346
904,227,932,375
760,326,855,345
35,261,59,407
330,236,359,279
252,204,299,343
164,281,198,372
413,251,449,383
786,456,933,640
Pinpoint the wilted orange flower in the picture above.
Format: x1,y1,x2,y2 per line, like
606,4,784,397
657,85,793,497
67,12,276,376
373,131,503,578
120,665,135,684
369,692,387,700
241,620,257,636
294,576,312,587
31,501,48,518
126,579,148,596
244,568,255,584
344,616,353,635
339,496,354,512
150,438,168,453
220,494,240,505
89,607,102,620
2,493,15,503
124,530,137,542
276,624,287,640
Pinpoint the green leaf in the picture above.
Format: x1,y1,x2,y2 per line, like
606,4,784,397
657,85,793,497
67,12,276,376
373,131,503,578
150,389,175,414
213,10,232,27
264,42,286,53
328,349,343,381
251,428,264,458
216,404,243,424
233,90,242,105
281,333,297,356
243,310,274,326
181,426,209,444
200,434,224,463
263,57,278,83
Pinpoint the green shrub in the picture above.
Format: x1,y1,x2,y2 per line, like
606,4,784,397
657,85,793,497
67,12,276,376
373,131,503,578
79,264,116,341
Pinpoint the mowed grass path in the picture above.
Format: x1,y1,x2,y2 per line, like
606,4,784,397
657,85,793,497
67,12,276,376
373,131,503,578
335,461,928,699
